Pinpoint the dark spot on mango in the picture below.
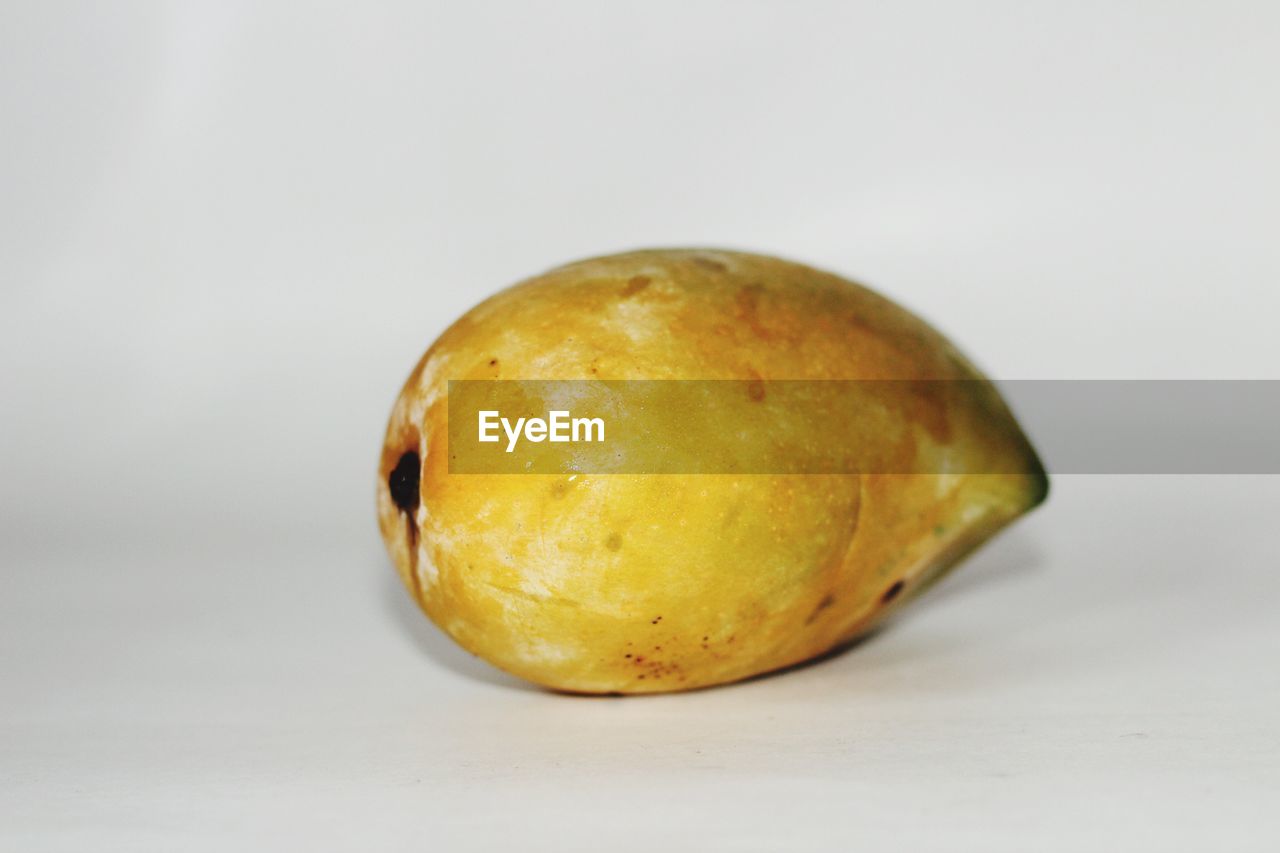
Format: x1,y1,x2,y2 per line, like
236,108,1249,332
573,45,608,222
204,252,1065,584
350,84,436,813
882,580,905,603
693,256,727,272
621,275,651,297
605,532,623,551
389,451,420,515
805,593,836,624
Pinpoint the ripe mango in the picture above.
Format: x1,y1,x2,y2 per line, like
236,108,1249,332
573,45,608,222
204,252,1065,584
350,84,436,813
377,249,1046,693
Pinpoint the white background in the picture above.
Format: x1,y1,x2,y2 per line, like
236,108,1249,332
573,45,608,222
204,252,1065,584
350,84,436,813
2,3,1278,850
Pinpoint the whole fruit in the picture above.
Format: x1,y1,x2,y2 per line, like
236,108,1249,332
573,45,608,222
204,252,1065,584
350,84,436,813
378,249,1046,693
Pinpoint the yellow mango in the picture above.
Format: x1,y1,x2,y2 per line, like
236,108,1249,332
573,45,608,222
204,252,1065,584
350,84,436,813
377,249,1047,693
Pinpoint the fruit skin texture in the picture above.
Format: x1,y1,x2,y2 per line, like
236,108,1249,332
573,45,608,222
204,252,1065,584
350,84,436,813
378,249,1047,694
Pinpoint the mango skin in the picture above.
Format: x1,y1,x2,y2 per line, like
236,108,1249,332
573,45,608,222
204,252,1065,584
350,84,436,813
378,249,1047,693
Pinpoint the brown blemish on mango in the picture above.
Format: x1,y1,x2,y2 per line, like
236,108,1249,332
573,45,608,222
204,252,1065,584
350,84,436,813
620,275,651,297
805,593,836,625
734,284,773,340
383,444,422,599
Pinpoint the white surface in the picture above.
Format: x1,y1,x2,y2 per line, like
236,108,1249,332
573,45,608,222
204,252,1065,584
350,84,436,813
3,3,1279,851
5,477,1279,851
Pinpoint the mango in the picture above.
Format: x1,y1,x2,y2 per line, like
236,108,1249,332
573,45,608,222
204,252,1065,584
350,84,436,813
377,249,1047,693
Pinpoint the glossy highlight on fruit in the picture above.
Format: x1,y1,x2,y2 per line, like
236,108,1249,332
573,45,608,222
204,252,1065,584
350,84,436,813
377,249,1047,693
